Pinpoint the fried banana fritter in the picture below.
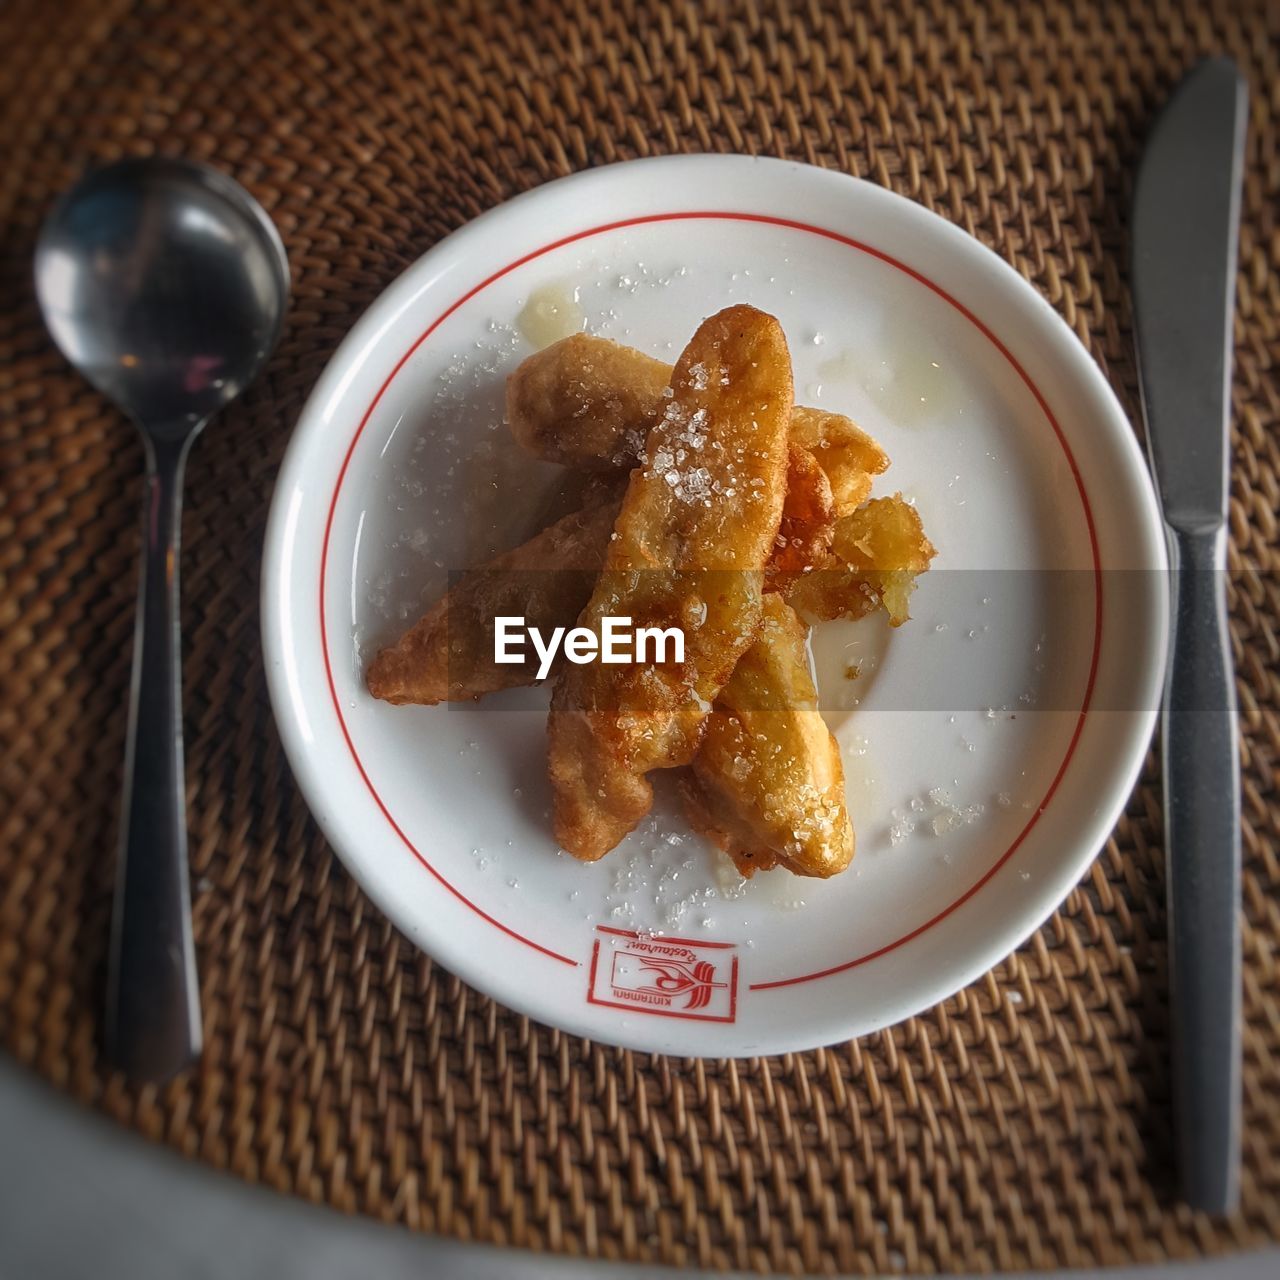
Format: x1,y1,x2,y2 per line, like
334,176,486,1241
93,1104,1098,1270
787,405,887,515
786,495,937,626
548,306,792,861
771,444,836,592
366,493,621,704
366,452,829,707
363,448,845,708
506,333,887,514
366,488,927,705
683,594,854,878
505,332,670,470
367,490,931,708
370,309,937,883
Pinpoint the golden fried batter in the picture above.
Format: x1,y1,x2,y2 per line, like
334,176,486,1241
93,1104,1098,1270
548,306,792,860
788,405,887,515
366,493,621,705
771,445,836,592
368,483,931,706
683,595,854,878
505,332,669,470
364,448,846,708
371,310,936,883
367,490,932,707
506,333,886,513
786,495,937,626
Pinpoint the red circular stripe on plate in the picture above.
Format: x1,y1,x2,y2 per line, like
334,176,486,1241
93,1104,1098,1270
319,211,1103,981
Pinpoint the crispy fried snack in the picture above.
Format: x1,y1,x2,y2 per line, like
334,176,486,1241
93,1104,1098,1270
365,449,839,708
771,445,836,591
506,333,887,514
366,487,931,706
366,456,827,707
683,595,854,878
505,332,669,470
786,495,937,626
548,306,792,860
788,405,886,515
366,492,621,704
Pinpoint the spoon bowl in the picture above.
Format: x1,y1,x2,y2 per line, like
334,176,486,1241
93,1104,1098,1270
34,157,289,1081
36,157,288,436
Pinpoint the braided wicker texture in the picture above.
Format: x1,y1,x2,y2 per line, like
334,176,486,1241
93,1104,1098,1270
1,0,1277,1272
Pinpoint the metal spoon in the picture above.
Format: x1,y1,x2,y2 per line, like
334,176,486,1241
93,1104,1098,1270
35,158,289,1082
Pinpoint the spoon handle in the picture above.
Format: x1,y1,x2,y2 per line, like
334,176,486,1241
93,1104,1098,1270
106,435,202,1081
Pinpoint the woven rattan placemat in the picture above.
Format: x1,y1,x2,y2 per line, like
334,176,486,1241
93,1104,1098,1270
1,1,1277,1272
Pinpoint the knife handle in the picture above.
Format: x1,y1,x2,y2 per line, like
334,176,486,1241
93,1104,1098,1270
1164,523,1241,1214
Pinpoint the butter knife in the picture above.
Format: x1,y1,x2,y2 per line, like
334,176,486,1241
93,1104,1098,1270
1131,57,1248,1214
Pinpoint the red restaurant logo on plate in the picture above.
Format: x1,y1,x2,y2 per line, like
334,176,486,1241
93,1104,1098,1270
587,926,739,1022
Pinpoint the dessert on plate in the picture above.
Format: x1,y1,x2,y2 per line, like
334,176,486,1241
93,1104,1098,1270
368,305,935,879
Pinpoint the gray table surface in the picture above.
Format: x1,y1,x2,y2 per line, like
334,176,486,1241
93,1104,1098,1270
0,1054,1273,1280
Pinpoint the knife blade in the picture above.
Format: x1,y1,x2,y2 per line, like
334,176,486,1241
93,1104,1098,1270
1131,57,1248,1215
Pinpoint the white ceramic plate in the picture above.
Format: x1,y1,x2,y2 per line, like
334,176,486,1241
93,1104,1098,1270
262,155,1167,1056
